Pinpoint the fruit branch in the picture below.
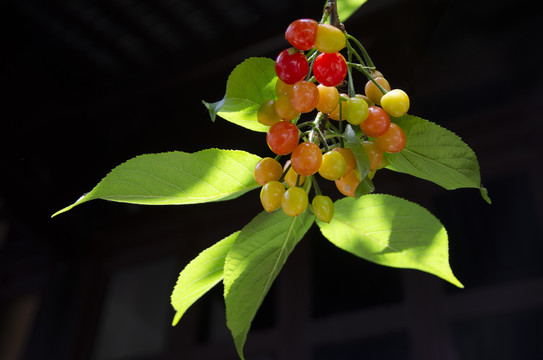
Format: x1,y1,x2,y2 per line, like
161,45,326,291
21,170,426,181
324,0,342,29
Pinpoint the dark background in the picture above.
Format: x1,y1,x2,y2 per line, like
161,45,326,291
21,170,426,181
2,0,543,359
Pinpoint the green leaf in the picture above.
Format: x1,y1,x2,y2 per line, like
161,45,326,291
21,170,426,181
337,0,369,21
52,149,261,216
203,57,277,133
318,194,463,288
344,124,370,180
385,115,490,203
355,176,375,197
344,124,374,197
202,97,225,123
224,210,315,359
171,231,239,326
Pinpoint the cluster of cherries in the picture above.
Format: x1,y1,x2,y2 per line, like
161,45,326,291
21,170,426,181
254,18,410,223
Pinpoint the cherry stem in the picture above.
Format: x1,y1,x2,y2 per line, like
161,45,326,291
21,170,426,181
303,114,331,153
347,48,355,98
346,38,366,67
311,175,323,196
348,63,389,95
346,34,374,68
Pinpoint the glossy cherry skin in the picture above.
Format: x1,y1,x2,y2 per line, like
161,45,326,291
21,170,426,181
290,81,319,113
290,142,323,176
266,121,299,155
375,123,406,153
275,49,309,85
254,157,283,186
285,19,318,51
360,106,391,137
313,52,347,87
281,187,309,217
312,195,335,223
260,181,286,212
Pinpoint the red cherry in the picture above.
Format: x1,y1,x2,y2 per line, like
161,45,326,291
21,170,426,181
313,52,347,87
275,49,309,85
266,121,299,155
285,19,318,51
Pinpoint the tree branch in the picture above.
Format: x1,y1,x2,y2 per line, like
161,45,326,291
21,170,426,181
327,0,341,29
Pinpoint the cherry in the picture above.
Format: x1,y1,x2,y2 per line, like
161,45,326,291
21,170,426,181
282,187,309,217
285,19,318,51
254,157,283,186
290,81,320,113
335,169,361,198
314,23,345,53
380,89,410,117
318,150,347,180
283,160,306,187
266,121,299,155
312,195,334,223
313,52,347,87
257,99,281,126
290,142,323,176
275,94,300,121
275,49,309,85
361,141,384,171
360,106,391,137
260,181,286,212
316,85,339,114
375,123,406,153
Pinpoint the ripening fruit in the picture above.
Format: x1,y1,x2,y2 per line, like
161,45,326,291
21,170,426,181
316,84,339,114
380,89,410,117
282,187,309,216
267,121,299,155
335,168,361,198
343,97,369,126
291,81,320,113
332,147,356,174
356,93,375,107
361,141,384,171
254,157,283,185
314,23,346,53
313,52,348,87
284,160,306,187
312,195,335,223
364,77,391,105
375,122,406,153
275,94,300,121
360,106,391,137
257,99,281,126
285,18,318,51
318,150,347,180
260,181,286,212
275,78,294,97
329,93,347,120
290,142,323,176
275,48,309,85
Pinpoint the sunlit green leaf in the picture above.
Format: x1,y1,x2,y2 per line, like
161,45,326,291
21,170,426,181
171,231,239,326
52,149,261,216
337,0,369,21
203,57,276,133
224,210,315,359
385,115,490,203
318,194,463,288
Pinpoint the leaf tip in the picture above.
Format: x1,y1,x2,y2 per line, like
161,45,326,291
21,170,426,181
172,311,182,326
202,97,225,123
450,277,465,289
480,186,492,204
